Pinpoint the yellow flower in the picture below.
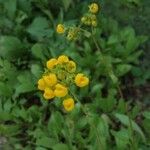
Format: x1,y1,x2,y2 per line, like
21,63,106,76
54,83,68,97
46,58,57,69
43,73,57,87
91,20,97,27
57,55,69,64
38,78,46,90
56,24,65,34
66,60,76,72
89,3,99,14
43,88,55,100
75,73,89,87
63,98,74,111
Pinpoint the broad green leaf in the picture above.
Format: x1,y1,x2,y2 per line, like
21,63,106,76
31,64,43,78
4,0,17,19
76,117,88,129
131,105,141,119
36,147,47,150
62,0,72,11
0,36,23,60
0,112,13,121
83,30,91,38
107,34,119,45
18,0,31,14
0,124,20,136
52,143,69,150
115,113,146,142
116,99,126,113
48,111,64,136
89,116,109,149
36,137,57,148
27,17,53,40
0,82,12,97
31,43,47,60
99,97,116,112
116,64,132,76
15,71,36,95
111,128,130,149
143,111,150,120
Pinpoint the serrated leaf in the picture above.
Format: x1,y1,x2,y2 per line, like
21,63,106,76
27,17,53,40
15,71,36,95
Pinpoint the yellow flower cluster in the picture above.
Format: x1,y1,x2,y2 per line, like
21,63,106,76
56,23,80,41
56,3,100,41
37,55,89,112
81,3,99,27
81,14,97,27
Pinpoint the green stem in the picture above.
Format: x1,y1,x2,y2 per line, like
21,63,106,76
91,27,102,53
117,84,123,99
69,89,104,150
126,104,137,150
90,27,125,104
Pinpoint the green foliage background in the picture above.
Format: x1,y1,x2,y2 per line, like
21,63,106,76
0,0,150,149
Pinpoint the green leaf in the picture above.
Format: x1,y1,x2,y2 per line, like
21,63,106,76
100,97,116,112
116,64,132,76
83,30,91,38
27,17,53,40
48,111,64,136
52,143,69,150
35,147,47,150
116,99,126,113
111,128,130,149
4,0,17,19
31,43,47,60
109,72,118,84
90,116,109,149
31,64,43,78
0,112,13,121
0,124,20,136
36,137,57,148
0,36,23,60
15,71,36,95
62,0,72,11
115,113,146,142
0,82,12,97
143,111,150,120
107,34,119,45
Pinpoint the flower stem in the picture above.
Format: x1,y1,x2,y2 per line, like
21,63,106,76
69,89,104,150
